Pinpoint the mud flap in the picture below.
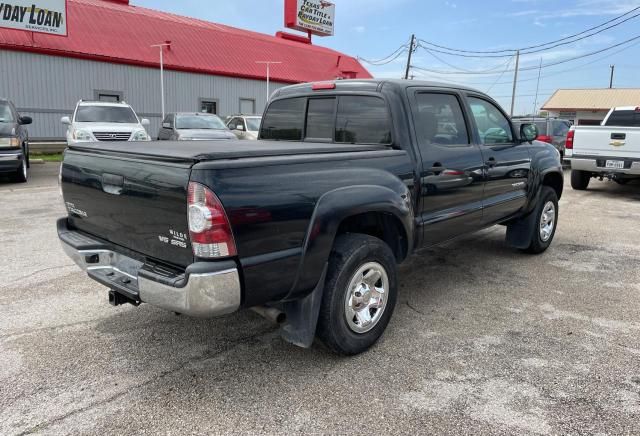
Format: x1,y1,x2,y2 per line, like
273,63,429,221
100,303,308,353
279,264,327,348
506,206,537,249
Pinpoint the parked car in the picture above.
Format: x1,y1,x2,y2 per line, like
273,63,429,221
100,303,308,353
58,79,563,355
158,113,237,141
226,114,261,140
512,116,572,159
567,106,640,190
61,100,151,145
0,98,32,183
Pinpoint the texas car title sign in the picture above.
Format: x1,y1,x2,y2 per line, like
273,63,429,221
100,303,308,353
285,0,335,37
0,0,67,36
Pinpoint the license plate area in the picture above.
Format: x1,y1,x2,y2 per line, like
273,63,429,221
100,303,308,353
605,160,625,169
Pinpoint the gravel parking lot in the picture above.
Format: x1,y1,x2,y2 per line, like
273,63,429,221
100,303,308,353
1,163,639,435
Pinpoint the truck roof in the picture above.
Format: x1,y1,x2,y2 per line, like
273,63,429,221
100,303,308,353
273,79,481,98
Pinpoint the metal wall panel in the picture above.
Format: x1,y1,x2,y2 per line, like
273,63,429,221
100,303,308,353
0,50,287,139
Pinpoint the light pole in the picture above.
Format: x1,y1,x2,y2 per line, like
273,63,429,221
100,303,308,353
152,42,171,120
256,61,282,104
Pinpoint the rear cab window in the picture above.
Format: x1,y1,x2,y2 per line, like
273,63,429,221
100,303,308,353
605,110,640,127
260,94,392,145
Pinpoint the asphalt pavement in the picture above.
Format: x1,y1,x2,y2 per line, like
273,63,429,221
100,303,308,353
1,163,639,435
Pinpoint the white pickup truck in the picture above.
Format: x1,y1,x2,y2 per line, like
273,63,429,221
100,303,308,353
567,106,640,190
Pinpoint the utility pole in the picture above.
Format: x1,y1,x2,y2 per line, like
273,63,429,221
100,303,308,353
404,34,415,80
151,42,171,120
510,50,520,117
609,64,615,88
256,61,282,104
532,58,543,116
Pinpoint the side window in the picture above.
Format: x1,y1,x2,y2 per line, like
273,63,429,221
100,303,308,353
414,93,469,146
553,121,570,137
260,97,305,141
335,96,391,144
305,98,335,141
468,97,514,145
237,118,246,130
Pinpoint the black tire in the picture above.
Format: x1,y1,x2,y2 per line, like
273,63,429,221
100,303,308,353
615,178,630,185
12,153,28,183
522,186,559,254
316,234,397,355
571,170,590,190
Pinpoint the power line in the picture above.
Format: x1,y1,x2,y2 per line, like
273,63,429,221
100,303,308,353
421,47,515,73
411,33,640,75
486,56,515,93
358,41,409,65
417,6,640,55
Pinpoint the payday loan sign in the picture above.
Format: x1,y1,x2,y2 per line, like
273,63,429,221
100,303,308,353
285,0,334,37
0,0,67,36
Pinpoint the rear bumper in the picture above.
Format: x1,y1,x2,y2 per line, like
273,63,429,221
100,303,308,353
569,156,640,175
0,151,23,172
58,218,241,318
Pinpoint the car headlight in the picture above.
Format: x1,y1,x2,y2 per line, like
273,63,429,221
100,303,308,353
72,129,95,142
0,137,20,149
132,129,151,141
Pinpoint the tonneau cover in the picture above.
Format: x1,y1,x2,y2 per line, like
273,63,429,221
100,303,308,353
68,140,388,162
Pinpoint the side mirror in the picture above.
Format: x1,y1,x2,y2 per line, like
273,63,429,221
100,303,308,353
236,125,245,131
162,122,171,129
60,116,71,125
520,123,538,143
141,118,150,127
19,116,32,125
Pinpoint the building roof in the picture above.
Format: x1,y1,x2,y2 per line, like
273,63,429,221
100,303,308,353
0,0,371,84
542,88,640,111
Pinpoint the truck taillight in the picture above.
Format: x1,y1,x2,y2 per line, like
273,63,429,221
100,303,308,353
565,130,574,150
537,134,553,144
187,182,237,258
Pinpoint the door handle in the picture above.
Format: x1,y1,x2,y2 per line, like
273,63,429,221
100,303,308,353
102,173,124,195
485,157,497,168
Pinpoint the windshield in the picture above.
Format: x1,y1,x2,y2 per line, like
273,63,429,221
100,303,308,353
75,106,138,123
176,115,226,130
0,102,14,123
245,117,261,132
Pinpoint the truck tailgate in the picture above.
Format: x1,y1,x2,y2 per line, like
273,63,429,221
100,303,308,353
61,149,194,268
573,126,640,158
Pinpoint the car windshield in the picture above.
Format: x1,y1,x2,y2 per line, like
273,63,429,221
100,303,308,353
0,102,14,123
75,105,138,123
176,115,226,130
245,117,261,132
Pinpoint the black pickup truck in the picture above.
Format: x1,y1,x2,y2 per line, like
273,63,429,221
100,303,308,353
58,79,563,355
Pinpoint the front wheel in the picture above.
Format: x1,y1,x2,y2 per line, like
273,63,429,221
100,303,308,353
12,154,28,183
316,234,397,355
571,170,590,190
522,186,559,254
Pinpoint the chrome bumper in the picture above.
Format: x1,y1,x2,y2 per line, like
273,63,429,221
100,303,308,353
61,240,241,318
570,157,640,175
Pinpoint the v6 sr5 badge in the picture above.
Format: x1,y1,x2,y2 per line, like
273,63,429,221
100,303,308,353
158,228,188,249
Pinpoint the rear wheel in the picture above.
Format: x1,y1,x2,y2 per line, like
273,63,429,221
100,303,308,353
571,170,590,190
316,234,397,355
522,186,558,254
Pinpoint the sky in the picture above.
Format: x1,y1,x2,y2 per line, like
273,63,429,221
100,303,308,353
134,0,640,115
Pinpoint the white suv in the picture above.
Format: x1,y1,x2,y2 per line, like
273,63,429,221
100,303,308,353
61,100,151,145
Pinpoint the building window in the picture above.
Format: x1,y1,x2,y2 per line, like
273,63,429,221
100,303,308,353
239,98,256,115
94,90,123,102
199,99,218,114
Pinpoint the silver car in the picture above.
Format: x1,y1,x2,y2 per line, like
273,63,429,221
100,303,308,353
158,113,237,141
226,115,262,140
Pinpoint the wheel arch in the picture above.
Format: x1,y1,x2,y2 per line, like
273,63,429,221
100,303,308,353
286,184,414,301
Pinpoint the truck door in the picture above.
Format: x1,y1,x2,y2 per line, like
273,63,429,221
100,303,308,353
409,90,486,246
465,95,531,225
